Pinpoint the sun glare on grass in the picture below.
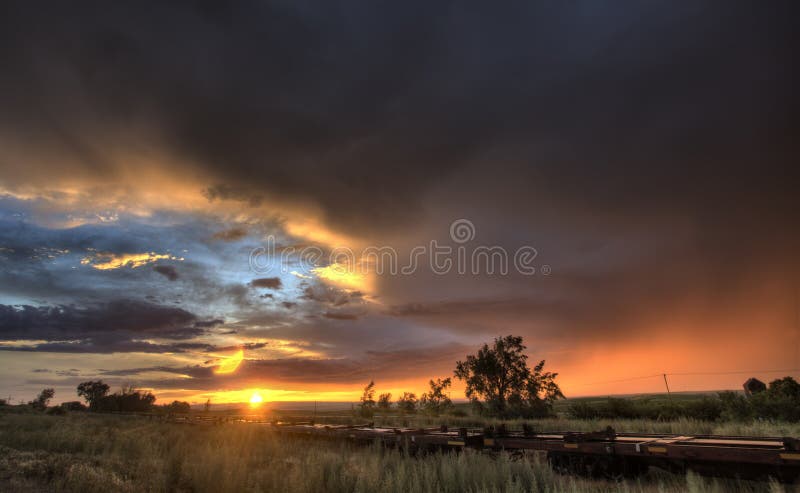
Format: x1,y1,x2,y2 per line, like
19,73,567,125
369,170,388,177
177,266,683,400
249,392,263,406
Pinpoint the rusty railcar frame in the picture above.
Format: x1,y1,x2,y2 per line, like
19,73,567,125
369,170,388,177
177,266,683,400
263,422,800,482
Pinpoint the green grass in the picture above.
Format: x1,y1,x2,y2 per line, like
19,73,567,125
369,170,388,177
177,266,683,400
0,411,795,492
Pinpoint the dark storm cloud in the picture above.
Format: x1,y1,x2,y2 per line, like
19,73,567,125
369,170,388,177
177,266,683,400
0,2,794,291
0,300,225,352
1,340,216,354
212,227,249,242
0,2,795,330
203,186,264,208
214,342,269,351
301,284,361,306
195,318,225,328
323,311,359,321
1,1,791,234
121,344,472,390
0,300,202,339
153,265,179,281
100,365,215,379
230,308,462,367
250,277,282,289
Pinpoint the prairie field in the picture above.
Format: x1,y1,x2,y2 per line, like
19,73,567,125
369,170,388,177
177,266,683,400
1,411,797,493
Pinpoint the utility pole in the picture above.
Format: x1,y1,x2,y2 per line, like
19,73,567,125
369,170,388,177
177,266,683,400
663,374,672,399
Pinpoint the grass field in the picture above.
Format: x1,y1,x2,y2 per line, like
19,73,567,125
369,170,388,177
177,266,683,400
0,409,797,492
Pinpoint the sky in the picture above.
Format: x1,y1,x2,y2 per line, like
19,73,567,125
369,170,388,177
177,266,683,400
0,1,797,405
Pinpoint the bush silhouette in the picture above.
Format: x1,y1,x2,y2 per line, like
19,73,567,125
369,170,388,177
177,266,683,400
77,381,155,413
29,388,54,411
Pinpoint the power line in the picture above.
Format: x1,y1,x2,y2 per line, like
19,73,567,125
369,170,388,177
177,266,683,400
570,374,663,388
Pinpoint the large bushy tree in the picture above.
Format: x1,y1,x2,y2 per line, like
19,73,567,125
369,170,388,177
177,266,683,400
77,380,110,410
455,335,563,417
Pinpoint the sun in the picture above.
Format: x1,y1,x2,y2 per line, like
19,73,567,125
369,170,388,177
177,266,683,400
249,392,264,406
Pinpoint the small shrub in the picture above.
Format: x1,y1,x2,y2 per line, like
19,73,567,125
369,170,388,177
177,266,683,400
46,406,66,416
718,377,800,422
396,392,418,414
60,401,87,412
29,388,55,411
163,401,191,414
566,400,596,419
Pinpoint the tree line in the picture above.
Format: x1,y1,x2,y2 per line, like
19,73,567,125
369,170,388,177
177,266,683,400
357,377,457,417
566,377,800,422
10,381,192,415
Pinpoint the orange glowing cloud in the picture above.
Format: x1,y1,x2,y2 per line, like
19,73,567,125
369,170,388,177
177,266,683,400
214,349,244,374
313,263,373,292
80,251,182,270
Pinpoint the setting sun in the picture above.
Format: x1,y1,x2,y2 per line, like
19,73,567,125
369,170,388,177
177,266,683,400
249,392,263,406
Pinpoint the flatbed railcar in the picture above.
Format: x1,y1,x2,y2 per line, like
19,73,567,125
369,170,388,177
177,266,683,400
263,421,800,482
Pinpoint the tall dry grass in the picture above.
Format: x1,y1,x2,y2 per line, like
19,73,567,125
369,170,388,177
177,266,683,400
0,412,794,492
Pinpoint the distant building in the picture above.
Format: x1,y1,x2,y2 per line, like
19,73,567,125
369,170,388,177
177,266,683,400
743,377,766,397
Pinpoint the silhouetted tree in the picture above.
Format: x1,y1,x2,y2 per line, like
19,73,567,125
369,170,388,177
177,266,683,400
78,382,155,413
30,388,54,410
358,380,376,417
419,378,454,415
377,392,392,410
77,380,110,410
396,392,418,414
510,359,564,418
101,385,155,412
455,335,562,417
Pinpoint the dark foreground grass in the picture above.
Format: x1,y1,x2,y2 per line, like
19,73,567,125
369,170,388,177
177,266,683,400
0,412,793,493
